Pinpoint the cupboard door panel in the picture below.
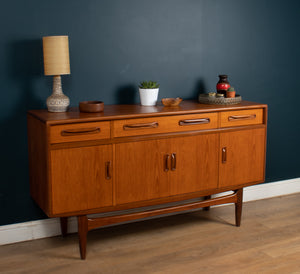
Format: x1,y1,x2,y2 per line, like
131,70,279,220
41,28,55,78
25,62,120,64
51,145,113,214
169,134,219,195
115,140,169,204
219,128,265,188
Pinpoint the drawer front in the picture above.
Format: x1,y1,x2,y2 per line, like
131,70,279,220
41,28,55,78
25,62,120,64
113,113,218,137
220,109,263,128
49,121,110,144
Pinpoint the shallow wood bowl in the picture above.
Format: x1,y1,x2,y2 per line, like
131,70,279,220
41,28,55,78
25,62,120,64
161,97,183,107
79,101,104,112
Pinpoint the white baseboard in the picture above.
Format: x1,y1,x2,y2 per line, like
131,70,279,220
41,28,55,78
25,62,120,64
1,178,299,246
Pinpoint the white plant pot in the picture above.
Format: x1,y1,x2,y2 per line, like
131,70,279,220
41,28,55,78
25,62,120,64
139,88,159,106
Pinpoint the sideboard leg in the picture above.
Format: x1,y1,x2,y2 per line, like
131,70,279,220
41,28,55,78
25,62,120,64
235,188,243,227
78,215,88,260
60,217,68,237
203,195,211,211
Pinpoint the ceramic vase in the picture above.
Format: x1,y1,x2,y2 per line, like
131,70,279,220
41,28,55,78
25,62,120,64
216,75,230,95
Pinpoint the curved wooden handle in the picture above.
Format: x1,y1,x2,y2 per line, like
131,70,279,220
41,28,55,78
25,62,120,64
164,154,170,172
123,122,159,130
105,161,111,180
61,127,100,136
228,114,256,121
222,147,227,163
179,118,210,126
171,153,176,171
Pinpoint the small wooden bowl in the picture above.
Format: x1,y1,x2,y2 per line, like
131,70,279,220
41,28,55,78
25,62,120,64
79,101,104,113
161,97,183,107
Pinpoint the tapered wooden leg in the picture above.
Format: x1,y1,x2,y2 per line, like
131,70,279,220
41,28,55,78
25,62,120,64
60,217,68,237
203,195,211,211
235,188,243,227
78,215,88,260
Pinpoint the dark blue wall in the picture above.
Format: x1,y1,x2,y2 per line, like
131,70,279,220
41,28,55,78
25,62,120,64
0,0,299,225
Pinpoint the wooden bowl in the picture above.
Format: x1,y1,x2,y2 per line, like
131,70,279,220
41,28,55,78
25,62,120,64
79,101,104,113
161,97,183,107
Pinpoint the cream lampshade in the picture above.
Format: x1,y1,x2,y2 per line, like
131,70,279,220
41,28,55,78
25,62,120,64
43,35,70,112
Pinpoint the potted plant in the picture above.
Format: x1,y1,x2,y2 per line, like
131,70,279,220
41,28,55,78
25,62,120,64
226,87,236,98
138,81,160,106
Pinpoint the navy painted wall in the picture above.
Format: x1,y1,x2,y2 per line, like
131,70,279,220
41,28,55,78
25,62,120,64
0,0,299,225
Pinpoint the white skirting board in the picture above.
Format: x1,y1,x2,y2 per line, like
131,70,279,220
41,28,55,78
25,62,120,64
1,178,299,246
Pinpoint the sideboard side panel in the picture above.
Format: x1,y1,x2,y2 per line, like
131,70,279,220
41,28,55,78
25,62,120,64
27,115,50,215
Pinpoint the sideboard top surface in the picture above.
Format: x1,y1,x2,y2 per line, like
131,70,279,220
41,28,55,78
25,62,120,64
27,100,267,125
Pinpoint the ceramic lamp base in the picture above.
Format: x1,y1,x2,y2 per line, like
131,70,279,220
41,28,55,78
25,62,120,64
47,75,70,112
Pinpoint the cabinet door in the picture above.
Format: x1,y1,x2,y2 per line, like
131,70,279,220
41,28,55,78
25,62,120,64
50,145,113,214
115,139,169,204
219,128,266,188
169,134,219,196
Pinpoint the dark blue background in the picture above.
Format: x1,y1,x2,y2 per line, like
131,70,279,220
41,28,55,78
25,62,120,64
1,0,299,225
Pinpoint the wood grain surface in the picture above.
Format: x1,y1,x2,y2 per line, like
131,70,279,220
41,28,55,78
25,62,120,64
219,128,266,188
28,100,267,125
49,121,111,143
113,113,218,137
51,145,113,214
220,108,263,128
1,194,299,273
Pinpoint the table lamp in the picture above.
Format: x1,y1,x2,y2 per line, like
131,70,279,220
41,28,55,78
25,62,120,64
43,35,70,112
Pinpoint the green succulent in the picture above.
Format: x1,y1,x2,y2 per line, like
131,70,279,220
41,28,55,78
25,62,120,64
227,87,235,92
139,81,160,89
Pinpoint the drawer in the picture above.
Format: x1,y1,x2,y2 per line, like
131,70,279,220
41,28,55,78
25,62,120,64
49,121,110,144
113,113,218,137
220,109,263,128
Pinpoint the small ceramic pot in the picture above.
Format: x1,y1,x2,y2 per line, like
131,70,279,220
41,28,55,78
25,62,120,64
139,88,159,106
226,91,236,98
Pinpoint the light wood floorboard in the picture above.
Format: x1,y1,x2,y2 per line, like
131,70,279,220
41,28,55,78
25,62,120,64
0,193,300,274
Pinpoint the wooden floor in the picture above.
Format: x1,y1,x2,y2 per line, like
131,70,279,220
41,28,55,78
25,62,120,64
1,193,300,274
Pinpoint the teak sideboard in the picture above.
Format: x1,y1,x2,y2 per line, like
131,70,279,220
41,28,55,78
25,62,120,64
27,100,267,259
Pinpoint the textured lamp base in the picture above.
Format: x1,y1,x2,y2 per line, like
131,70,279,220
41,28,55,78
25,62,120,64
47,75,70,112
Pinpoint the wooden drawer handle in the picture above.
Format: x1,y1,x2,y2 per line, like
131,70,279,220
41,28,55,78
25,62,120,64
123,122,159,130
228,114,256,121
179,118,210,126
61,127,101,136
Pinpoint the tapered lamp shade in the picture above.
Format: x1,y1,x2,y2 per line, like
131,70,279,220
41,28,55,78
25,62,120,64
43,36,70,76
